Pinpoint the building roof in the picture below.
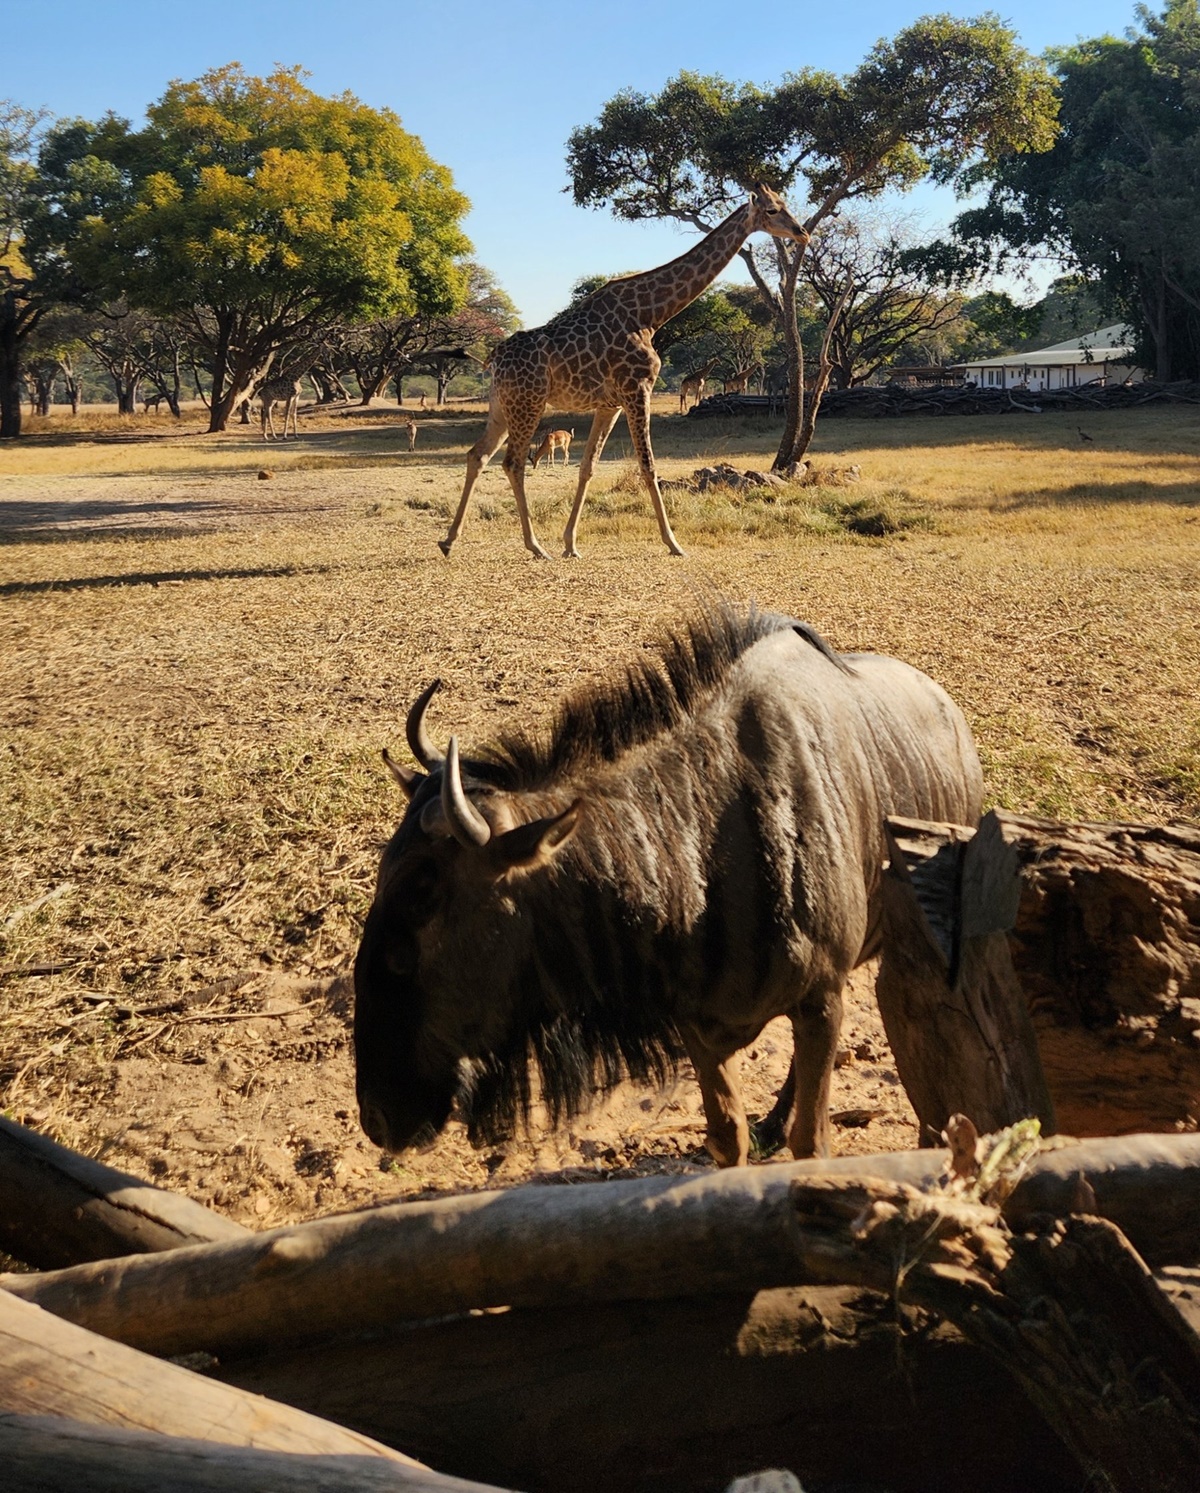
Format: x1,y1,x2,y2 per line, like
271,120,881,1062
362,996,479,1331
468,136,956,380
956,324,1138,371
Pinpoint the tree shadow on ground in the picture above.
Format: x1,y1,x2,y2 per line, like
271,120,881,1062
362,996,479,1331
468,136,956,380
997,480,1200,509
0,561,343,597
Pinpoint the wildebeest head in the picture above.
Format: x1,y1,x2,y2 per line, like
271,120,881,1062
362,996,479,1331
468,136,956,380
354,681,582,1155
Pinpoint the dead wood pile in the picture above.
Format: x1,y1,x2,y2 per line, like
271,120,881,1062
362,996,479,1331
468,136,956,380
688,379,1200,419
3,1119,1200,1492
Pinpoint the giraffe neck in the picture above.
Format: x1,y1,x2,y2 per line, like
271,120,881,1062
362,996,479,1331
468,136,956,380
617,200,755,330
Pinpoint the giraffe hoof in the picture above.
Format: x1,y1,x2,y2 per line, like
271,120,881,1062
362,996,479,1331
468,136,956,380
562,546,581,560
437,539,453,558
668,545,687,558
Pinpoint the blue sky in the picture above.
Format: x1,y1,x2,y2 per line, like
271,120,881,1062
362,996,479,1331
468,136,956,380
3,0,1142,324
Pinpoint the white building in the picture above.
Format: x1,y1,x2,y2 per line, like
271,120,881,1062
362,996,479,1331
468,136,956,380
956,324,1146,392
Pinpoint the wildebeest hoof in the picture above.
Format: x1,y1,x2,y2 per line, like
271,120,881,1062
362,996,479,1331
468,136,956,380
437,538,453,558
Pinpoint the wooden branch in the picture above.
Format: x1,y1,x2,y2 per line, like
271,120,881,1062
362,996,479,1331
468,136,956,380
0,1287,497,1490
0,1116,249,1269
0,1415,510,1493
4,1134,1197,1360
876,814,1055,1140
216,1285,1082,1493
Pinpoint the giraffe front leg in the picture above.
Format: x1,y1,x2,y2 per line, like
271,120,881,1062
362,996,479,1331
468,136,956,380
502,411,552,560
562,407,621,558
441,406,508,557
624,389,685,557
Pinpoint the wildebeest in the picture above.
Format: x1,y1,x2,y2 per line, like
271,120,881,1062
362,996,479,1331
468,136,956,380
354,607,982,1167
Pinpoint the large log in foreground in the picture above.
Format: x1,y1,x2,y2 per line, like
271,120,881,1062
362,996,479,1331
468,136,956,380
220,1285,1082,1493
0,1114,249,1268
4,1132,1197,1360
0,1417,510,1493
0,1289,510,1493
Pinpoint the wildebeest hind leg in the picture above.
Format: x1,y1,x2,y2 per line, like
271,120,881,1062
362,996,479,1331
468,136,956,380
788,981,845,1159
684,1033,749,1168
753,1056,795,1156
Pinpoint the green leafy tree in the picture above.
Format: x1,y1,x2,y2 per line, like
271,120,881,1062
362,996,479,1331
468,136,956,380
949,1,1200,379
567,16,1058,465
61,65,472,430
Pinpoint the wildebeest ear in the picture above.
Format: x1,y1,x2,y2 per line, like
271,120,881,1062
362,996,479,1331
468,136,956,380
489,801,581,873
382,747,424,801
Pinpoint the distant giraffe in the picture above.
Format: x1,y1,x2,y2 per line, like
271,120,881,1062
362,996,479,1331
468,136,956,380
679,357,722,414
406,416,418,451
529,427,574,468
259,369,308,441
439,184,808,560
722,367,756,395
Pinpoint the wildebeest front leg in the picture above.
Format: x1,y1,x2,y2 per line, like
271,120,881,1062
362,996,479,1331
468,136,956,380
788,981,845,1158
684,1032,749,1167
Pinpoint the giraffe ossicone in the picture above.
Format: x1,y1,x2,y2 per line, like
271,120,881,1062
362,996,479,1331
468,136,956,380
438,184,809,561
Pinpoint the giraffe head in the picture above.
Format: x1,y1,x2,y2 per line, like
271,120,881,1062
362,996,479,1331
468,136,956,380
747,183,809,248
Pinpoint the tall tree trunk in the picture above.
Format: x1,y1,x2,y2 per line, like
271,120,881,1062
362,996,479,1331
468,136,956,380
773,249,806,469
207,318,235,433
0,301,24,439
436,367,451,405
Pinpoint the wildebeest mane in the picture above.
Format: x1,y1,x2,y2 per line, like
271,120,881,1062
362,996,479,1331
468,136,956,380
473,604,848,792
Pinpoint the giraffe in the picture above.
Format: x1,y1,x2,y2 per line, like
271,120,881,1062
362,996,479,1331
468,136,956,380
722,366,757,396
679,357,722,414
529,427,574,468
439,183,808,560
259,369,306,440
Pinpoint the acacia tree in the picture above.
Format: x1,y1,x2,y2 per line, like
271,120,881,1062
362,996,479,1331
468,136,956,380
944,0,1200,380
567,16,1058,467
60,65,472,431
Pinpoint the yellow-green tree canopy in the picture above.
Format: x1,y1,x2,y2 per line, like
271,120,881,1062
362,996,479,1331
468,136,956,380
61,64,472,429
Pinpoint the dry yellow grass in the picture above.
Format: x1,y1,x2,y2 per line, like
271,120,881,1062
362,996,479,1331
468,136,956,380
0,397,1197,1208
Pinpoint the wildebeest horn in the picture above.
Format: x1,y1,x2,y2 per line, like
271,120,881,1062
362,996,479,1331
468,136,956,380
406,678,443,769
441,737,492,848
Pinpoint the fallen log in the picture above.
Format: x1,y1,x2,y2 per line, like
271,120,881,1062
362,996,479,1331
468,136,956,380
217,1285,1082,1493
4,1132,1196,1359
886,811,1200,1135
0,1416,509,1493
0,1289,507,1492
0,1115,249,1269
875,813,1055,1139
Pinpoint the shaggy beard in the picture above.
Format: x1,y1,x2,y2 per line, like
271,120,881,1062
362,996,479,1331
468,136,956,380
453,1006,685,1148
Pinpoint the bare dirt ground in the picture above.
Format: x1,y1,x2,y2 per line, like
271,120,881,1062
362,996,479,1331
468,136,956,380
1,397,1197,1230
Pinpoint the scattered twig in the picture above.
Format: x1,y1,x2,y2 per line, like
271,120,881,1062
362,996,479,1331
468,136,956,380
0,961,80,979
3,885,77,931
